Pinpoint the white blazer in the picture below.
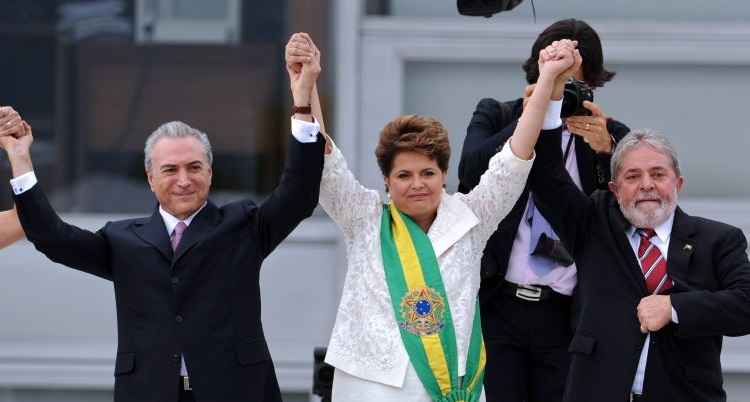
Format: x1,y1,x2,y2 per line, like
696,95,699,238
320,142,533,388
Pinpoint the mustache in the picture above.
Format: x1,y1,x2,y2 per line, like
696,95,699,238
633,192,662,203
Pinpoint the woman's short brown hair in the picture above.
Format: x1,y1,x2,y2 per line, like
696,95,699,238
375,115,451,176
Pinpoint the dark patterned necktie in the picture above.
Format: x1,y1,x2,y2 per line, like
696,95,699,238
637,229,672,294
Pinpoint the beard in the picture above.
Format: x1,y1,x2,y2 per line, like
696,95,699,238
619,188,678,229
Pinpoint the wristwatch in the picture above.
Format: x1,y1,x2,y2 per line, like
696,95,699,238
291,105,312,115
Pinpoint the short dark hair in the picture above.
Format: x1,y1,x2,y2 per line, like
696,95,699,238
375,115,451,176
522,19,615,88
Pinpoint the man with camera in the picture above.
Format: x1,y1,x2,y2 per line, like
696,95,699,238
457,19,630,402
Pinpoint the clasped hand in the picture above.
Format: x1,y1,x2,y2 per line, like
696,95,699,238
285,32,321,107
637,295,673,334
0,106,33,154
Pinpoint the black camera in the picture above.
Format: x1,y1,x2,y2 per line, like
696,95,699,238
561,79,593,118
531,233,574,267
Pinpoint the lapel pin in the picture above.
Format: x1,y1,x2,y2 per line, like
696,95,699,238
683,244,693,252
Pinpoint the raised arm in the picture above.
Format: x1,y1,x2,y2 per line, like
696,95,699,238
285,33,380,238
460,41,581,241
254,33,325,258
508,40,579,160
457,98,518,193
0,208,23,249
0,110,111,279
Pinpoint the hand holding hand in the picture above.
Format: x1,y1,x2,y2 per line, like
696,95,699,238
566,101,613,153
538,40,579,83
0,106,27,140
285,32,321,107
637,295,672,333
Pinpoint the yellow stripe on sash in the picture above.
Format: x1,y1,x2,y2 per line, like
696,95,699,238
467,342,487,391
390,206,453,395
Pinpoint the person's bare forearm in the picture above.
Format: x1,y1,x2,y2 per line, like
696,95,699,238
4,142,34,178
0,208,24,249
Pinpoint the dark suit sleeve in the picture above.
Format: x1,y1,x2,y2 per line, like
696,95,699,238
255,134,324,258
528,131,595,257
590,118,630,189
457,98,518,193
671,227,750,337
14,185,112,280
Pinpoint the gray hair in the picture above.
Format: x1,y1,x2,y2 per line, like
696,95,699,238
610,128,681,179
144,121,213,171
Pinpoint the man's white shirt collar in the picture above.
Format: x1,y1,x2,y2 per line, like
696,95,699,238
159,202,207,235
625,211,676,244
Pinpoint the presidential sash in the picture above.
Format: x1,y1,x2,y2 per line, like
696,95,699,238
380,203,486,402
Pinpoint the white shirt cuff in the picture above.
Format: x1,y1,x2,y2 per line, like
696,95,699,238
291,117,320,143
671,306,679,324
542,99,564,130
10,171,37,195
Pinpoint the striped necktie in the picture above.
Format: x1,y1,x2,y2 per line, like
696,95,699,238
637,229,672,294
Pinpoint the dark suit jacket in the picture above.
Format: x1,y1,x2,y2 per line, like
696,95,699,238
14,135,324,402
457,97,629,309
529,133,750,402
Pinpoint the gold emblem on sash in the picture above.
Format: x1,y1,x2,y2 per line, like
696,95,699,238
399,287,446,336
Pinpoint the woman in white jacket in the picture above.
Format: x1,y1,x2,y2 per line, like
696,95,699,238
286,34,580,402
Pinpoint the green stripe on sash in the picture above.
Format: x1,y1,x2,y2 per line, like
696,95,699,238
380,203,485,402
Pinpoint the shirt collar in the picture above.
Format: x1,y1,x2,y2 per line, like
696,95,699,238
625,210,676,243
159,202,207,235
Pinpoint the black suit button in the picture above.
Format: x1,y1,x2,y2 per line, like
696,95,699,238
171,277,180,285
172,353,180,360
176,315,183,323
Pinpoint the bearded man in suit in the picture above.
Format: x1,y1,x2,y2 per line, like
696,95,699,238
529,126,750,402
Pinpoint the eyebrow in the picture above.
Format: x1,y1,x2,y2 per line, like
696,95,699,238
159,160,204,169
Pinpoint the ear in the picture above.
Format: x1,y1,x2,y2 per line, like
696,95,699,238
607,180,618,196
675,175,684,193
146,169,156,192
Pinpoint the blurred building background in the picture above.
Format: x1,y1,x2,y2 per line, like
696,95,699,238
0,1,749,401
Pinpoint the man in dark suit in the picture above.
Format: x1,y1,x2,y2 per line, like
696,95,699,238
0,34,324,402
529,127,750,402
458,19,629,402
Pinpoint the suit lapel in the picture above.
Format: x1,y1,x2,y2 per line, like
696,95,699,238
666,207,696,289
607,197,648,294
132,209,173,263
173,201,221,264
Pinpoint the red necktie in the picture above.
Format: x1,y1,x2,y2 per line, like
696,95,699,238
637,229,672,294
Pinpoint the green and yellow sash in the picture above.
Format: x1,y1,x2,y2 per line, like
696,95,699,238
380,203,486,402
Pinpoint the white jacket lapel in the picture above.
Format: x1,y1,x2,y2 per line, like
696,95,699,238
428,191,479,258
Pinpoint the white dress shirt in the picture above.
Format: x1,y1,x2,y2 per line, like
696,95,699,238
504,99,580,295
625,212,680,395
